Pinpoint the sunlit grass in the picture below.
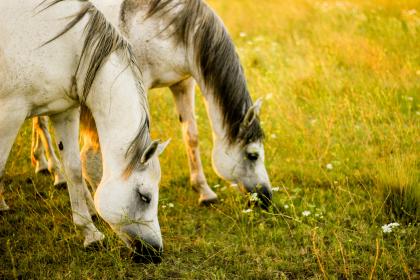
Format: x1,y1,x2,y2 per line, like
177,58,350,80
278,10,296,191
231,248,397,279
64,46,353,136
1,0,419,278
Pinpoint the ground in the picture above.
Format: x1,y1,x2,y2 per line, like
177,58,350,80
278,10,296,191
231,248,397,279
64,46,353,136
1,0,419,279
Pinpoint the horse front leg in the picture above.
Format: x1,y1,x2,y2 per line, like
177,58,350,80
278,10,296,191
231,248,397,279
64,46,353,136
170,77,218,205
34,116,67,187
31,117,49,174
49,108,104,247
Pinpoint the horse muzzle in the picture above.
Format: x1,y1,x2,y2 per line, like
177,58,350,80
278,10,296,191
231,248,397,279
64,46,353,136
131,239,163,264
243,183,272,210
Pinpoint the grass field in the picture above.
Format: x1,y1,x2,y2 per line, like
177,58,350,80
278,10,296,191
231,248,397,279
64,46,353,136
1,0,419,279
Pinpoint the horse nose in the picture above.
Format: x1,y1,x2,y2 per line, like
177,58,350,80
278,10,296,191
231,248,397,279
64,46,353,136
131,239,163,264
257,184,272,210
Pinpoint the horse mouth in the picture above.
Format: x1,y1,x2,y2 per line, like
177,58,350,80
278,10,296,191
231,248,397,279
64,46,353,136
239,183,273,210
130,239,163,264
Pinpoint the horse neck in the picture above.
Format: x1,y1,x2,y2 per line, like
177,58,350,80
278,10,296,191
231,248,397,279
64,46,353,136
196,80,231,145
84,53,149,179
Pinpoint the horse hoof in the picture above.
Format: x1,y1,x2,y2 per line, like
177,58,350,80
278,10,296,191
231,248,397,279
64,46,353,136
53,175,67,188
0,203,10,211
199,196,218,206
36,168,50,175
83,231,105,249
54,182,67,190
84,240,104,251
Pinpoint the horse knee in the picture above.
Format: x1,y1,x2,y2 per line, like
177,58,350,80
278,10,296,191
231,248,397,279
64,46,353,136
66,164,83,184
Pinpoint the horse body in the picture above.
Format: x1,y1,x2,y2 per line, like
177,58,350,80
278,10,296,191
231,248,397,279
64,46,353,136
34,0,273,207
0,0,165,261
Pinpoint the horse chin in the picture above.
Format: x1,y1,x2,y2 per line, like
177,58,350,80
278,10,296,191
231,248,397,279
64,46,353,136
130,239,163,264
117,226,163,264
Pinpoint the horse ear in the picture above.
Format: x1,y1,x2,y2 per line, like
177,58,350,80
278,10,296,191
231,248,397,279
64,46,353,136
242,98,263,127
157,139,171,155
140,140,160,164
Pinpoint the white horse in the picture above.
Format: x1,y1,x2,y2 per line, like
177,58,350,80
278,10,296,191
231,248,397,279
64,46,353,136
32,0,273,208
0,0,168,262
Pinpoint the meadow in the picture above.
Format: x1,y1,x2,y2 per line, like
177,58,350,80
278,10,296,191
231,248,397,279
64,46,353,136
1,0,419,279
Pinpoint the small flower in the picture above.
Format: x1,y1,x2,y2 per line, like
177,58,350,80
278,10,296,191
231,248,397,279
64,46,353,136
213,184,220,189
302,210,311,217
270,134,277,139
162,205,167,209
230,183,239,190
168,203,174,208
407,9,417,16
266,93,273,100
242,209,253,213
239,32,247,38
326,163,333,170
284,204,289,209
272,187,279,192
403,95,413,101
250,193,259,202
381,222,400,233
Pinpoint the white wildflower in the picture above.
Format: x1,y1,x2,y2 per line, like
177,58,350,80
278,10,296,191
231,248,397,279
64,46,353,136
403,95,413,101
242,209,253,213
266,93,273,100
302,210,311,217
381,222,400,233
162,205,167,209
250,193,259,202
407,9,417,16
270,134,277,139
168,203,174,208
284,204,289,209
230,183,239,190
239,32,247,38
326,163,333,170
272,187,280,192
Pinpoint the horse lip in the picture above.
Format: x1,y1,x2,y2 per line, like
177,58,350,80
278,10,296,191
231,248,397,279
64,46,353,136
242,183,273,210
131,239,163,264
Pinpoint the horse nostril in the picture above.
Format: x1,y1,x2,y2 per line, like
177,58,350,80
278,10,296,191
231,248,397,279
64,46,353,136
131,240,163,264
257,186,272,210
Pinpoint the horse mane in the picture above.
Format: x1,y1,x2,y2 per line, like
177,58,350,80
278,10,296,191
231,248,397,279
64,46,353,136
40,0,151,177
146,0,264,145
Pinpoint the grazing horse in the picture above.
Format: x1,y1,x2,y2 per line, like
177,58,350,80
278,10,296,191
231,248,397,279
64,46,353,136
32,0,273,208
0,0,168,262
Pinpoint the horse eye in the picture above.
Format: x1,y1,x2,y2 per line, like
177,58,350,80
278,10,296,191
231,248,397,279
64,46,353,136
139,193,151,204
247,152,259,161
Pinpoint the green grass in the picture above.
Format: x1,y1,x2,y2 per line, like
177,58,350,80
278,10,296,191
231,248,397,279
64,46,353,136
1,0,419,278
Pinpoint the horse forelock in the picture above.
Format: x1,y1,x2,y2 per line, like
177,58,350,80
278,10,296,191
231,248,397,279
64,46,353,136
145,0,264,145
41,0,151,177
